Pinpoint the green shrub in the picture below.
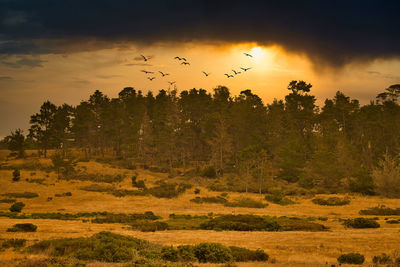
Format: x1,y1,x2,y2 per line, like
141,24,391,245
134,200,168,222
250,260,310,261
229,246,268,262
202,166,217,178
136,180,146,189
2,192,38,198
359,205,400,216
348,167,375,195
131,221,169,232
373,253,392,264
7,223,37,232
337,253,365,264
9,201,25,212
193,243,233,263
194,188,200,194
161,246,179,262
386,219,400,224
224,198,267,208
1,238,26,249
343,218,380,228
190,196,227,204
12,169,21,182
278,217,329,231
147,182,189,198
178,245,197,262
200,214,281,231
312,197,350,206
55,192,72,197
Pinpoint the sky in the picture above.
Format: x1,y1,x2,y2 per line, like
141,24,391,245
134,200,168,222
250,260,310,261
0,0,400,137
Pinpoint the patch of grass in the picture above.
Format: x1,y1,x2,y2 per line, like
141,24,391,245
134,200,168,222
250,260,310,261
7,223,37,232
79,184,146,197
2,192,39,198
312,197,350,206
386,219,400,224
1,238,26,249
337,253,365,264
167,214,210,230
190,196,227,204
359,205,400,216
277,216,329,231
373,253,393,264
131,221,169,232
229,246,269,262
147,182,191,199
224,198,267,208
200,214,281,231
26,178,46,185
91,211,160,224
54,192,72,197
343,217,380,228
66,172,125,183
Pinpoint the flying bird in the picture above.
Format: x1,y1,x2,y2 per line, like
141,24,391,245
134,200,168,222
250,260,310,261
224,74,234,78
147,77,156,81
181,62,190,65
141,55,148,61
159,71,169,77
168,81,176,85
202,71,210,77
181,57,187,61
141,70,154,74
232,70,241,75
244,53,253,58
174,56,182,60
240,67,252,72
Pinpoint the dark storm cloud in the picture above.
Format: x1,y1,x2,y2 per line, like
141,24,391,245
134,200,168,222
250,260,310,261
0,0,399,67
1,57,46,68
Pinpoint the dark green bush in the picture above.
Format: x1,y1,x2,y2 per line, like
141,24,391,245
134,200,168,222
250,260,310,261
343,218,380,228
224,198,267,208
132,221,169,232
190,196,227,204
200,215,281,231
348,167,375,195
2,192,38,198
202,166,217,178
161,246,179,262
147,182,189,198
7,223,37,232
136,180,146,189
359,205,400,216
194,188,200,194
12,169,21,182
337,253,365,264
278,217,329,231
193,243,233,263
373,253,392,264
229,246,268,262
386,219,400,224
55,192,72,197
312,197,350,206
1,238,26,248
9,201,25,212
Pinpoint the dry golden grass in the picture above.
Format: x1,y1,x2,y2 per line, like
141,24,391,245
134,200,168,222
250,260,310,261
1,155,400,266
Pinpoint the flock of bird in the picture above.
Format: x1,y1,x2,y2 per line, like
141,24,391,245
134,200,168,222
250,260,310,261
137,52,255,87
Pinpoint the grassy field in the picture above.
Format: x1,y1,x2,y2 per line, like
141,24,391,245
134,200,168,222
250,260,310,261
0,152,400,266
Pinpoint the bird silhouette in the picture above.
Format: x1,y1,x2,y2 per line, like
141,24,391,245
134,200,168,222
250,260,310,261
240,67,251,72
243,53,253,58
174,56,181,60
147,77,156,81
168,81,176,85
224,74,234,78
232,70,241,75
141,55,150,61
141,70,154,74
181,62,190,65
159,71,169,77
181,57,187,61
202,71,210,77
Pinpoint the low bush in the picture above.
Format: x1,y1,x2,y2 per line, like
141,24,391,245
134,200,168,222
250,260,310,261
27,178,46,185
194,188,200,194
10,201,25,212
1,238,26,249
265,191,296,206
386,219,400,224
359,205,400,216
312,197,350,206
373,253,392,264
200,214,281,231
193,243,233,263
2,192,38,198
54,192,72,197
12,169,21,182
337,253,365,264
229,246,269,262
161,246,179,262
178,245,197,262
224,198,267,209
66,172,125,183
79,184,146,197
278,217,329,231
0,198,16,203
202,166,217,178
131,221,169,232
343,217,380,228
147,182,190,198
7,223,37,232
190,196,227,204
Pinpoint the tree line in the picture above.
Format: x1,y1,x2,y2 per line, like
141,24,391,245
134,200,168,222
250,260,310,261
3,81,400,194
